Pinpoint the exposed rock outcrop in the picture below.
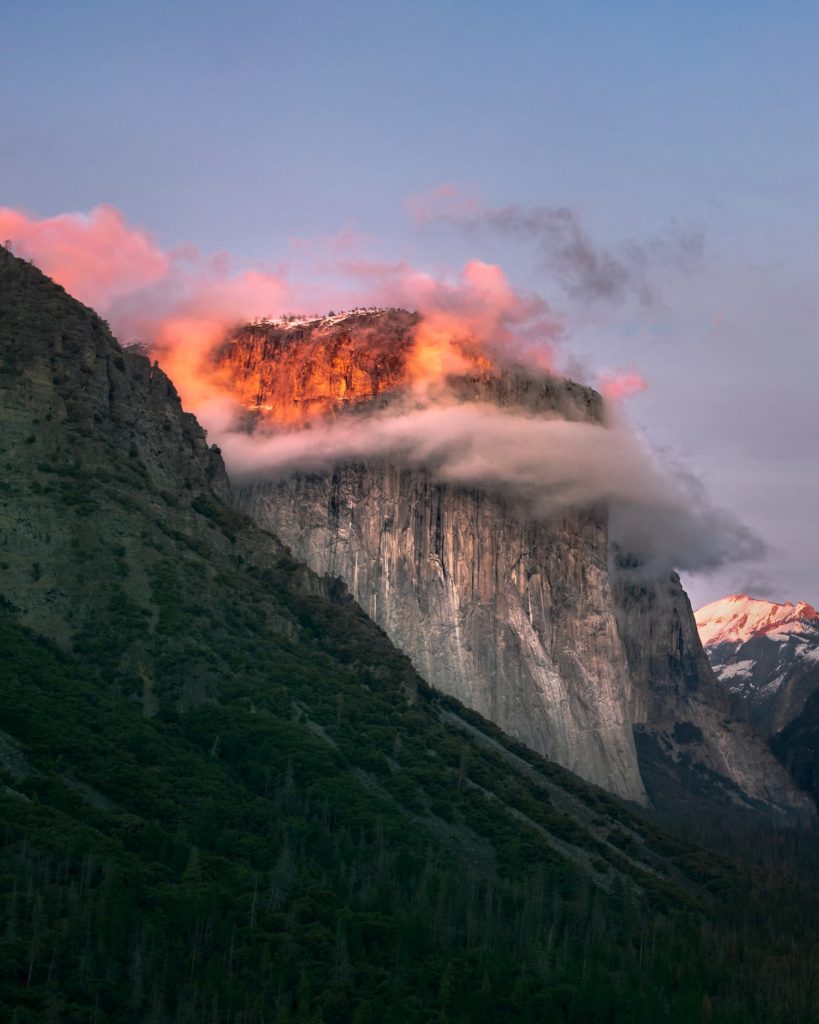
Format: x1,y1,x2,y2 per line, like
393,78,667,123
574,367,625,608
222,312,813,819
0,250,228,647
219,309,419,423
614,568,813,817
239,469,647,802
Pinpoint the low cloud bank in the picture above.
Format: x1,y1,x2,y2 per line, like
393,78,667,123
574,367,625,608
220,395,762,575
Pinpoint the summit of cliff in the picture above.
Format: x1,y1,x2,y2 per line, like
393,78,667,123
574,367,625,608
219,308,417,422
218,307,602,425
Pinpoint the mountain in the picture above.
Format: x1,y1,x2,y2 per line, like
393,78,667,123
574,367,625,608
696,594,819,802
220,312,810,822
5,247,819,1021
695,595,819,737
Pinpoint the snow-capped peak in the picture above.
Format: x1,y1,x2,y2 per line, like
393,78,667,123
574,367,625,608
694,594,819,647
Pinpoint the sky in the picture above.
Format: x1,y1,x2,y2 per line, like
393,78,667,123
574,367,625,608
2,0,817,607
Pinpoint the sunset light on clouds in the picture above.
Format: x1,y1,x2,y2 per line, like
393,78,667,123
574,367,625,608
4,6,819,1017
0,203,563,413
3,1,818,606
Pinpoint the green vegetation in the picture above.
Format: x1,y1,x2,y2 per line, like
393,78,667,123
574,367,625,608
3,244,819,1023
4,568,819,1023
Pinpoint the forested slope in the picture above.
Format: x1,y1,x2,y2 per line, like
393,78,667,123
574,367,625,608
2,248,819,1023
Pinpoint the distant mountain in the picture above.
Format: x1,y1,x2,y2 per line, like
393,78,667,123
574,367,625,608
695,595,819,737
221,312,810,821
696,594,819,804
696,594,819,649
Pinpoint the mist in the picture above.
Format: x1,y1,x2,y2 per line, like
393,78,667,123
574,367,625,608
218,390,761,575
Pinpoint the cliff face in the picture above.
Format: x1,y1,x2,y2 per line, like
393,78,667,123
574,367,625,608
219,309,419,423
222,312,812,818
612,564,811,818
0,250,229,650
239,470,646,802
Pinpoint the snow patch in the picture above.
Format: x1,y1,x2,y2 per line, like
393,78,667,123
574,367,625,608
716,659,756,681
249,307,390,331
759,673,787,696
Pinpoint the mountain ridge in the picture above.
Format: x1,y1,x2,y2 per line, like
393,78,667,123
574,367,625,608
696,594,819,647
4,245,819,1021
696,593,819,804
695,593,819,737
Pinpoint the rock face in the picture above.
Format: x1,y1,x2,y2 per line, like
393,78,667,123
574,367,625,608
614,571,813,818
222,312,812,819
239,470,647,802
219,309,419,423
0,247,229,648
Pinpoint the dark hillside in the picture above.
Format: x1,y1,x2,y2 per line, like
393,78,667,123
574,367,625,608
2,247,819,1023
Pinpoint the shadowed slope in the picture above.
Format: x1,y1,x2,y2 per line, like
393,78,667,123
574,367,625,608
2,248,819,1023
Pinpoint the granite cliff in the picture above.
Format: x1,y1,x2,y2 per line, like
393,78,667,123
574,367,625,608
9,246,782,1022
220,311,811,819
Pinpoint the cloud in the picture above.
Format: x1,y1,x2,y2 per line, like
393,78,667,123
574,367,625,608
405,183,480,226
1,204,562,406
0,204,297,410
410,187,704,304
1,202,755,576
0,204,169,310
222,391,762,574
598,370,649,402
319,256,563,375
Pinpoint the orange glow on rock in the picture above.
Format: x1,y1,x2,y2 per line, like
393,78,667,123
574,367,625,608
406,316,488,386
0,204,562,434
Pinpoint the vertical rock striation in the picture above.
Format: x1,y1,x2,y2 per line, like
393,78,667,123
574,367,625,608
221,311,812,819
239,468,647,802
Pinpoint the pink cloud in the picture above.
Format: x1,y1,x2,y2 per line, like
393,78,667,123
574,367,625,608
1,203,562,416
404,183,481,226
0,205,296,412
318,254,561,372
599,370,649,402
0,204,169,311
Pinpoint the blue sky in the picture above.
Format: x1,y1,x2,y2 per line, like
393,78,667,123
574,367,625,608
3,1,818,605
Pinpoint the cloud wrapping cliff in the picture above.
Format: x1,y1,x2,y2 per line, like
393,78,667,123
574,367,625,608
0,203,755,575
220,392,761,574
